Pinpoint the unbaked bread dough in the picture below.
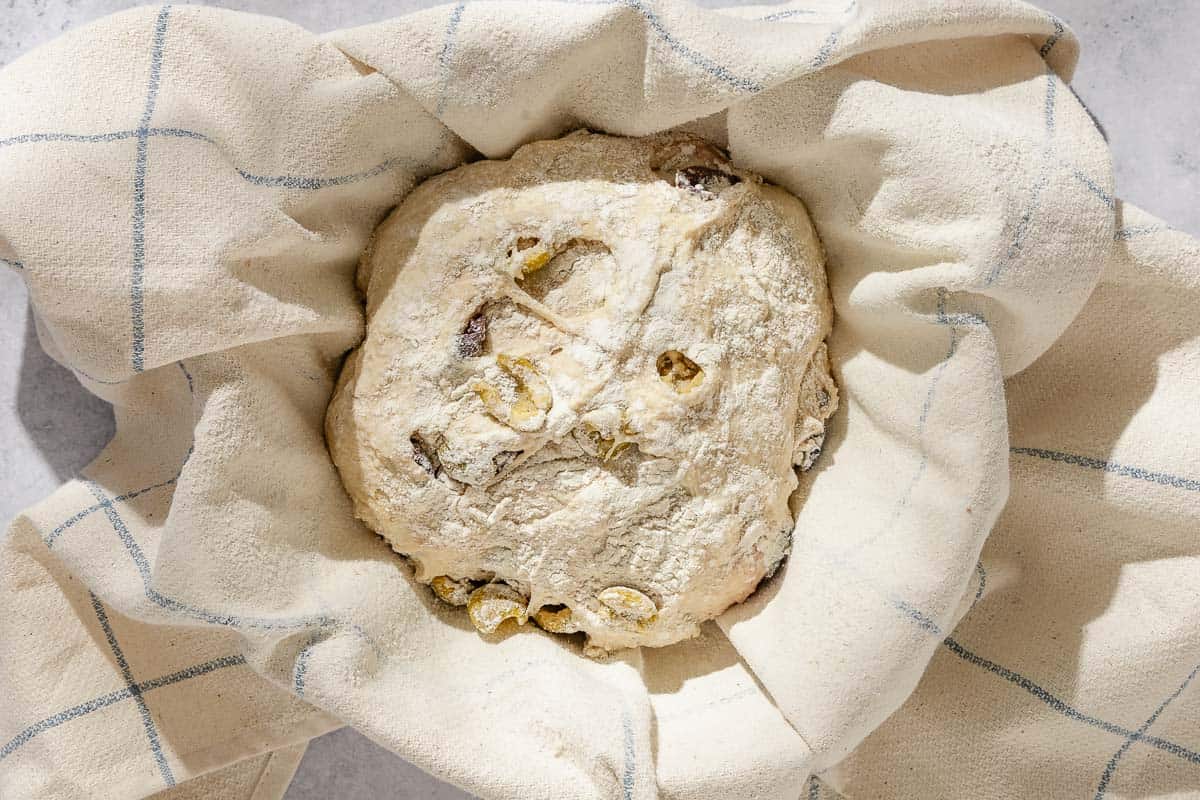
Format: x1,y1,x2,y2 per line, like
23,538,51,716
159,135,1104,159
325,130,837,654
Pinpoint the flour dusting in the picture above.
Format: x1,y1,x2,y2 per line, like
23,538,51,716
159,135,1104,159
325,131,837,654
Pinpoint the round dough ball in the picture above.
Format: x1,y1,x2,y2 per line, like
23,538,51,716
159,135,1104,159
325,130,837,654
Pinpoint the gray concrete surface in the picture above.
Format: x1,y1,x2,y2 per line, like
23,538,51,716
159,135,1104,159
1,2,1196,798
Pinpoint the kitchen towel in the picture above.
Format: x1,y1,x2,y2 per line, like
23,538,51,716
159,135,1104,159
1,1,1194,798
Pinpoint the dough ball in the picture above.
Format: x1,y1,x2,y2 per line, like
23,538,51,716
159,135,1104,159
325,130,837,654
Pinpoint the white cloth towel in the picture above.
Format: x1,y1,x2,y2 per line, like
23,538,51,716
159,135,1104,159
0,1,1195,798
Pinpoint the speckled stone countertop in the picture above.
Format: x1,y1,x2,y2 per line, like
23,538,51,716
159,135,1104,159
1,2,1196,798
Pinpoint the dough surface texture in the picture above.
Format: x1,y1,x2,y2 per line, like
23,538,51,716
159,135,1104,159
325,131,837,653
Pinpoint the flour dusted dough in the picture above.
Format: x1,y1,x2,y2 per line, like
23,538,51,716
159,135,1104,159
325,131,837,654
